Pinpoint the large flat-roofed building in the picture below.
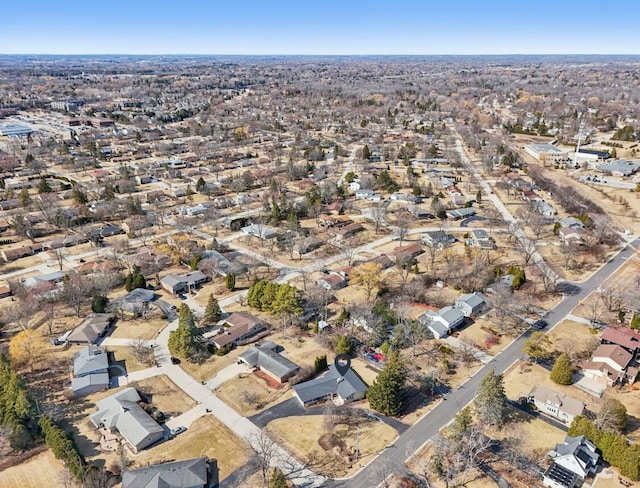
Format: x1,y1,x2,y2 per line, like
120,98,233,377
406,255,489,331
525,143,567,161
0,123,33,137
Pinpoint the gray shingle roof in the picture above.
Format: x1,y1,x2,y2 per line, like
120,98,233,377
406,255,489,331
73,345,109,376
90,387,164,450
293,365,368,405
122,457,208,488
238,341,299,380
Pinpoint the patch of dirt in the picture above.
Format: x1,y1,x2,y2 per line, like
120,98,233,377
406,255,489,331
318,432,346,451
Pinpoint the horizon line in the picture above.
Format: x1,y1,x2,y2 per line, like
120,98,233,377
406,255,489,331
1,53,639,57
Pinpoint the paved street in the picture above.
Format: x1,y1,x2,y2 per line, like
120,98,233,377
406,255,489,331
327,237,639,488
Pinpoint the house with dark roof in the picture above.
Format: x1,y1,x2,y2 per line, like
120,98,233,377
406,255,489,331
160,270,208,295
292,365,368,407
543,435,599,488
122,457,216,488
390,243,424,264
90,387,164,453
70,345,110,396
238,341,299,383
421,230,455,247
212,312,267,348
67,314,114,345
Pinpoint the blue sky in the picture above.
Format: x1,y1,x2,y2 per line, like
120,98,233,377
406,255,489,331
1,0,639,55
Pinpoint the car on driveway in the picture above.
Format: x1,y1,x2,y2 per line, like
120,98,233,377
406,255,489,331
178,294,187,300
170,357,181,365
170,426,187,437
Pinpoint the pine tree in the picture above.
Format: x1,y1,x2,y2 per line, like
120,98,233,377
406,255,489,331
474,369,508,426
335,335,352,355
550,353,573,385
38,177,52,194
367,351,406,417
203,294,222,324
269,467,288,488
168,304,198,359
225,273,236,291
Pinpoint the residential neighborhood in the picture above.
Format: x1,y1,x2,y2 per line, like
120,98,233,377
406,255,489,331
1,47,640,488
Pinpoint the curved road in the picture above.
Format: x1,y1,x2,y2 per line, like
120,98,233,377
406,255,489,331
327,238,639,487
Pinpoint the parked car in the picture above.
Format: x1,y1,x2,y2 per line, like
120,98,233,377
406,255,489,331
171,426,187,437
170,357,181,365
178,294,187,300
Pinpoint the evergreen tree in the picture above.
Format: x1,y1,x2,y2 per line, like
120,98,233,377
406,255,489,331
37,177,52,194
269,467,288,488
335,335,353,355
362,144,371,160
196,176,206,192
91,295,108,313
474,369,508,426
225,273,236,291
168,304,198,359
314,355,328,373
449,406,473,440
367,351,406,417
203,294,222,324
476,189,482,203
550,353,573,385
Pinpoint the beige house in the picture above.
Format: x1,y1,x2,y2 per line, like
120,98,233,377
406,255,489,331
527,386,584,424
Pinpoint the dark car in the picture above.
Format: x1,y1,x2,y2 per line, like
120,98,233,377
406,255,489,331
170,357,181,365
178,294,187,300
533,320,548,329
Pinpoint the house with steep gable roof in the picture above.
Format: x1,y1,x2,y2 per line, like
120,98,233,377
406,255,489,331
543,435,599,488
122,457,215,488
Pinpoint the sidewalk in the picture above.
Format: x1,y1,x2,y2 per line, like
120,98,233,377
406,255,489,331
444,336,494,364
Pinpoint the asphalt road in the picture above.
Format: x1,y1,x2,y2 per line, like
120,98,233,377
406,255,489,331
327,238,639,488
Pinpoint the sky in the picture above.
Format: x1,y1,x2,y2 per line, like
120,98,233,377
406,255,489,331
1,0,639,55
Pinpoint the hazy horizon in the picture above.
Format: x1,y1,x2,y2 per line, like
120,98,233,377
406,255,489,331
2,0,639,56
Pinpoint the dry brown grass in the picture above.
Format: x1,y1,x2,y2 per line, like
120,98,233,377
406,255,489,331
179,349,242,382
109,316,167,340
266,414,397,478
108,345,150,373
0,450,67,488
129,416,249,483
547,320,599,356
130,375,196,416
215,372,292,416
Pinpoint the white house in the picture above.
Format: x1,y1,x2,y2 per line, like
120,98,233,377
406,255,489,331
454,292,487,317
544,435,600,488
419,306,465,339
527,385,584,424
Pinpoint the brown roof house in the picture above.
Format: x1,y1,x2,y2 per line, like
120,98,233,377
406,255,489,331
212,312,267,348
317,272,348,291
579,344,637,387
601,327,640,359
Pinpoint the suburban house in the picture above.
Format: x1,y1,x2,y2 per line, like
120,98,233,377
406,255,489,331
333,222,365,240
292,364,368,407
354,189,372,199
534,200,558,216
526,386,584,424
212,312,267,348
115,288,156,316
368,253,394,270
390,243,424,264
418,306,465,339
122,457,216,488
471,229,496,249
557,217,585,230
447,207,476,220
543,436,600,488
455,292,487,317
318,214,352,228
578,344,637,386
122,457,218,488
90,387,164,453
200,249,247,277
421,230,455,248
317,272,348,291
160,270,208,295
238,341,300,383
241,223,279,240
70,345,110,396
601,327,640,360
558,227,586,247
67,314,114,345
